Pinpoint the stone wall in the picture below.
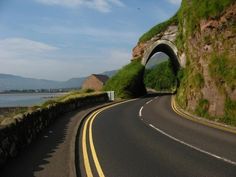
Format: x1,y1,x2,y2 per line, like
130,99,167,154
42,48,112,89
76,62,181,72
0,93,108,167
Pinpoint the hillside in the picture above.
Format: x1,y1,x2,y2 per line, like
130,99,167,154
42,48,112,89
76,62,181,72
0,74,84,91
132,0,236,125
0,70,117,91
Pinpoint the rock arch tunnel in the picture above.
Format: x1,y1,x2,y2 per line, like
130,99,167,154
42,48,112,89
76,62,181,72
141,39,181,74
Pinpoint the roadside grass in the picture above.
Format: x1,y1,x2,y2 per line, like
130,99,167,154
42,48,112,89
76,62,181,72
104,59,146,99
195,99,209,117
0,89,101,124
0,107,29,123
220,97,236,126
41,89,98,108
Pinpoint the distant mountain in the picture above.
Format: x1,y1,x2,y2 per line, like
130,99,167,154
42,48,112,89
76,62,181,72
145,53,169,69
0,73,83,91
0,70,117,91
100,70,117,77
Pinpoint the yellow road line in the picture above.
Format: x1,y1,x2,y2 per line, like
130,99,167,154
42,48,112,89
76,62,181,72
82,113,93,177
82,99,136,177
171,96,236,134
82,110,100,177
89,110,105,177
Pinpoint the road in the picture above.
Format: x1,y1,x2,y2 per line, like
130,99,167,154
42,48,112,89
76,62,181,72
79,95,236,177
0,103,109,177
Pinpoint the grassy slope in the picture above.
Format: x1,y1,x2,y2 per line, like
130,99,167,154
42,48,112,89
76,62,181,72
104,60,146,99
139,15,178,43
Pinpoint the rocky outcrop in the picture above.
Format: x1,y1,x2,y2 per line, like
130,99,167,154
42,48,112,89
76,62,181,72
132,25,178,60
132,1,236,121
185,3,236,116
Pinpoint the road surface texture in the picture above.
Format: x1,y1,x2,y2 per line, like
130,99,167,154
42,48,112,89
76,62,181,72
0,103,110,177
79,95,236,177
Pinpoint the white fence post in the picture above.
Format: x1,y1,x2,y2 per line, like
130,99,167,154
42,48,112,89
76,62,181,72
106,91,115,101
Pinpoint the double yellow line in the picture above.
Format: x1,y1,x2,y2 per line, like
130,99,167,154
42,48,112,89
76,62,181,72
81,100,135,177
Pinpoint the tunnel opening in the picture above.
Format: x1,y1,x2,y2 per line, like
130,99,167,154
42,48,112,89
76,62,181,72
143,43,181,94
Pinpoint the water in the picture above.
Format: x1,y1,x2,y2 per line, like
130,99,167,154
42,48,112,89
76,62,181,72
0,93,65,107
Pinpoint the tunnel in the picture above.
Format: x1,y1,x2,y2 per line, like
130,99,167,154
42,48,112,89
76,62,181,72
142,40,180,74
142,40,181,93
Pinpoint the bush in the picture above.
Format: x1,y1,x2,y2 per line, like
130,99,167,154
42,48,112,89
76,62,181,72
192,73,205,89
195,99,209,117
104,60,146,99
209,54,236,90
221,97,236,126
144,60,177,91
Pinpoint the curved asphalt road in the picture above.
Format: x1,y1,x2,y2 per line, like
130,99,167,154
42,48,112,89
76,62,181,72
79,95,236,177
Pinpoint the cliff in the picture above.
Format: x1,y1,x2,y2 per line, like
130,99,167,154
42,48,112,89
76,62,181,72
133,0,236,125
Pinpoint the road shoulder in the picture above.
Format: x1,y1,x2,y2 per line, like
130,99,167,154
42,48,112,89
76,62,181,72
172,95,236,134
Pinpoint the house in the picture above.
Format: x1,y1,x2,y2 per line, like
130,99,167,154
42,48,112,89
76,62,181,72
82,74,109,91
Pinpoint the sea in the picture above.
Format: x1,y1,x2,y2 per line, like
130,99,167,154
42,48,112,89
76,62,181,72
0,93,65,107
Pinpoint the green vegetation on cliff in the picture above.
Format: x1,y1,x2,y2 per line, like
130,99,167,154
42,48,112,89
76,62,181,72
139,0,234,43
104,60,146,99
209,53,236,90
195,99,209,117
139,15,178,43
137,0,236,126
177,0,235,45
223,98,236,126
144,60,177,92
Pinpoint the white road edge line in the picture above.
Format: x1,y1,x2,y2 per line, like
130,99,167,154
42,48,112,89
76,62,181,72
146,99,153,105
139,106,144,117
149,124,236,166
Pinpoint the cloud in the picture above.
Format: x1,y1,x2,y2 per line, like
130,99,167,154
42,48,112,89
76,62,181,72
35,0,125,13
0,56,87,81
31,25,139,42
98,49,131,69
167,0,181,5
78,27,138,40
0,38,58,59
0,37,130,80
107,49,131,65
107,0,125,7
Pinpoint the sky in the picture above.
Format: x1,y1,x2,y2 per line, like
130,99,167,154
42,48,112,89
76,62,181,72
0,0,181,81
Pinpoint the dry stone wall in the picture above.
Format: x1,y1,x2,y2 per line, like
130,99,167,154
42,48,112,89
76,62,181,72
0,93,108,167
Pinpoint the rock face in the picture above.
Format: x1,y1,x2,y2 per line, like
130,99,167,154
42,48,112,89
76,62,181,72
132,25,178,60
185,3,236,116
132,2,236,120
